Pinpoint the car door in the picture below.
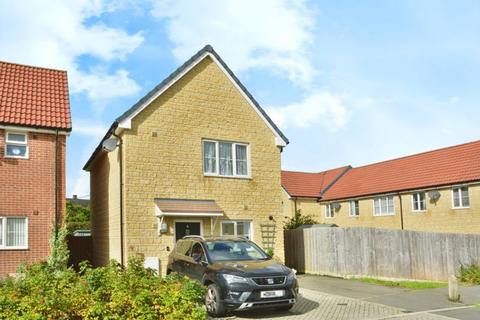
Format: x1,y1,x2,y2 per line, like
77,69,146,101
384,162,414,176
185,242,208,282
171,240,192,275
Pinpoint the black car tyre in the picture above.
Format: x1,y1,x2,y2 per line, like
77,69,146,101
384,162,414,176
205,283,226,317
276,304,294,312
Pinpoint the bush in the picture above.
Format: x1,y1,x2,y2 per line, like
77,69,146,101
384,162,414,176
459,264,480,285
0,256,206,319
284,209,318,230
66,200,91,233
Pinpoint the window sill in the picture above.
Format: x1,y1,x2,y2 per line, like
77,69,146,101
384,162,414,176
0,247,28,251
4,155,29,160
204,174,252,180
452,206,470,210
325,216,334,219
349,215,360,218
373,213,396,217
412,210,427,213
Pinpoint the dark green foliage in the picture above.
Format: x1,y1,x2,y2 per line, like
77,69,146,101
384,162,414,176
66,200,91,233
284,209,318,230
0,256,206,319
459,264,480,285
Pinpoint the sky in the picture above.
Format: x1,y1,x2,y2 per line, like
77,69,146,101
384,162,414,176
0,0,479,198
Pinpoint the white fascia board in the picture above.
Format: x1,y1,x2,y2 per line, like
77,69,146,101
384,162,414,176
0,125,70,136
117,53,287,147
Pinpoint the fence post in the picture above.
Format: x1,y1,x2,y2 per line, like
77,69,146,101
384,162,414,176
448,274,460,302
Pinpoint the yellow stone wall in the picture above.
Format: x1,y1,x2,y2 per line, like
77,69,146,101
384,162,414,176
89,148,122,266
117,56,284,273
284,184,480,234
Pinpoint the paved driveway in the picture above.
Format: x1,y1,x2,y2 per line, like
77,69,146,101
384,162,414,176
210,275,480,320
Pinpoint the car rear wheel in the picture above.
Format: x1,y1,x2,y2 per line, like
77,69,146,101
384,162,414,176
205,283,226,317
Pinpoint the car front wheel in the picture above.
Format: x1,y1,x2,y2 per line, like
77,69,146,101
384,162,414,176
205,283,226,317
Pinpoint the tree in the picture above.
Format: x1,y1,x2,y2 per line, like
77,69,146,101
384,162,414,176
65,200,91,233
284,209,318,230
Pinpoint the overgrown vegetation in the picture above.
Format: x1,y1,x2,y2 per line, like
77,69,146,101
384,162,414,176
459,264,480,285
357,277,447,290
0,228,206,319
66,200,91,233
284,209,318,230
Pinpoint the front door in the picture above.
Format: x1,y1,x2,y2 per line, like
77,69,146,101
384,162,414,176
175,222,201,241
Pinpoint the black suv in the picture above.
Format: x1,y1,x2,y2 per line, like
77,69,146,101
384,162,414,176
167,236,298,317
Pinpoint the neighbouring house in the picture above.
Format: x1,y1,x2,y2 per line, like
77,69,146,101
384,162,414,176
67,194,90,208
0,61,71,276
282,140,480,234
84,45,288,273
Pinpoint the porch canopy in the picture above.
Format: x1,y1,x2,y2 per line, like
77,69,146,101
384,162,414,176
154,198,224,235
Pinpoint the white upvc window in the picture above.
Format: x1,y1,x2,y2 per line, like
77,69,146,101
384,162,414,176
373,196,395,216
221,221,252,239
5,132,29,159
203,140,249,178
452,186,469,209
325,204,334,218
412,192,426,212
349,200,360,217
0,217,28,249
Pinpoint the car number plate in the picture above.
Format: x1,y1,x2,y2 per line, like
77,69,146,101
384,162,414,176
260,290,285,298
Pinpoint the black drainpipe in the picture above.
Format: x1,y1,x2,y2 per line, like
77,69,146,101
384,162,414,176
113,133,125,267
54,129,59,240
398,193,404,230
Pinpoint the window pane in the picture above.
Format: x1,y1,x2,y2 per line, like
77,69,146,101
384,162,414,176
237,222,251,239
461,187,469,207
221,222,235,236
6,218,26,247
203,141,216,174
419,193,426,210
0,218,3,246
453,188,460,207
235,145,248,175
6,145,27,157
219,142,233,175
7,133,26,143
374,199,380,215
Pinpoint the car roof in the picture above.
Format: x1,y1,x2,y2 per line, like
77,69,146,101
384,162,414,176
180,235,250,242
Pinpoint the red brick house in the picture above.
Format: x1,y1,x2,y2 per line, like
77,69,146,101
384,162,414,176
0,61,71,276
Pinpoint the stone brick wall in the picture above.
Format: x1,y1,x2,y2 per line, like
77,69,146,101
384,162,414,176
0,129,66,276
120,56,284,273
285,184,480,234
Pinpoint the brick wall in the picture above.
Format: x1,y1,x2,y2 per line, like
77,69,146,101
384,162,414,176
0,129,66,276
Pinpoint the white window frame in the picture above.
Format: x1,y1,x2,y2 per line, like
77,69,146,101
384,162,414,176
220,220,252,239
373,196,395,216
411,192,427,212
202,139,250,178
0,217,28,250
4,131,29,159
349,200,360,217
325,204,334,218
452,186,470,209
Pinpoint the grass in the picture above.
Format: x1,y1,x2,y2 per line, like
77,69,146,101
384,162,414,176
356,277,448,290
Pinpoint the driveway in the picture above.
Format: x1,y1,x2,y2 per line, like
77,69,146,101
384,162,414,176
211,275,480,320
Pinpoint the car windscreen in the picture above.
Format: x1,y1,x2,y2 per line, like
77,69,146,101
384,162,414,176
205,240,269,262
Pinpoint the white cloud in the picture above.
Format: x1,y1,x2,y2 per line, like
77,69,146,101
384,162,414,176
73,119,108,139
0,0,143,102
151,0,316,87
266,91,349,131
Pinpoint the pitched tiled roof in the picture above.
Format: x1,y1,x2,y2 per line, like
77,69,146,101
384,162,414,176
322,140,480,201
155,199,224,214
0,61,71,130
281,166,351,198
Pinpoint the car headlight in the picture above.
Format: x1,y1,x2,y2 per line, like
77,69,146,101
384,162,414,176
287,269,297,280
221,274,249,284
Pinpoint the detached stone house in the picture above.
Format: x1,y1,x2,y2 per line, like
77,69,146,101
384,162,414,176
0,61,71,276
84,45,288,273
282,140,480,234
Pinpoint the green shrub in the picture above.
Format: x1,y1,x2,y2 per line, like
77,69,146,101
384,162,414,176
0,256,206,319
48,226,70,272
284,209,318,230
66,200,91,233
459,264,480,285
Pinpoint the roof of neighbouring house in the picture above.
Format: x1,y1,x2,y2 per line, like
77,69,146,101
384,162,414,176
321,140,480,201
67,195,90,208
0,61,71,131
281,166,351,198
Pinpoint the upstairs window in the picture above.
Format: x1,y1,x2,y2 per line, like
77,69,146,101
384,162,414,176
452,186,469,208
325,204,334,218
412,192,426,211
5,132,28,159
203,140,249,177
0,217,28,249
373,196,395,216
349,200,360,217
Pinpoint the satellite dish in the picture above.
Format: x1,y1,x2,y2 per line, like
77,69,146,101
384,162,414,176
102,138,118,152
428,190,441,201
333,202,341,210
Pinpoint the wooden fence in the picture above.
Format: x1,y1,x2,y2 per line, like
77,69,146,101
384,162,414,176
284,227,480,281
